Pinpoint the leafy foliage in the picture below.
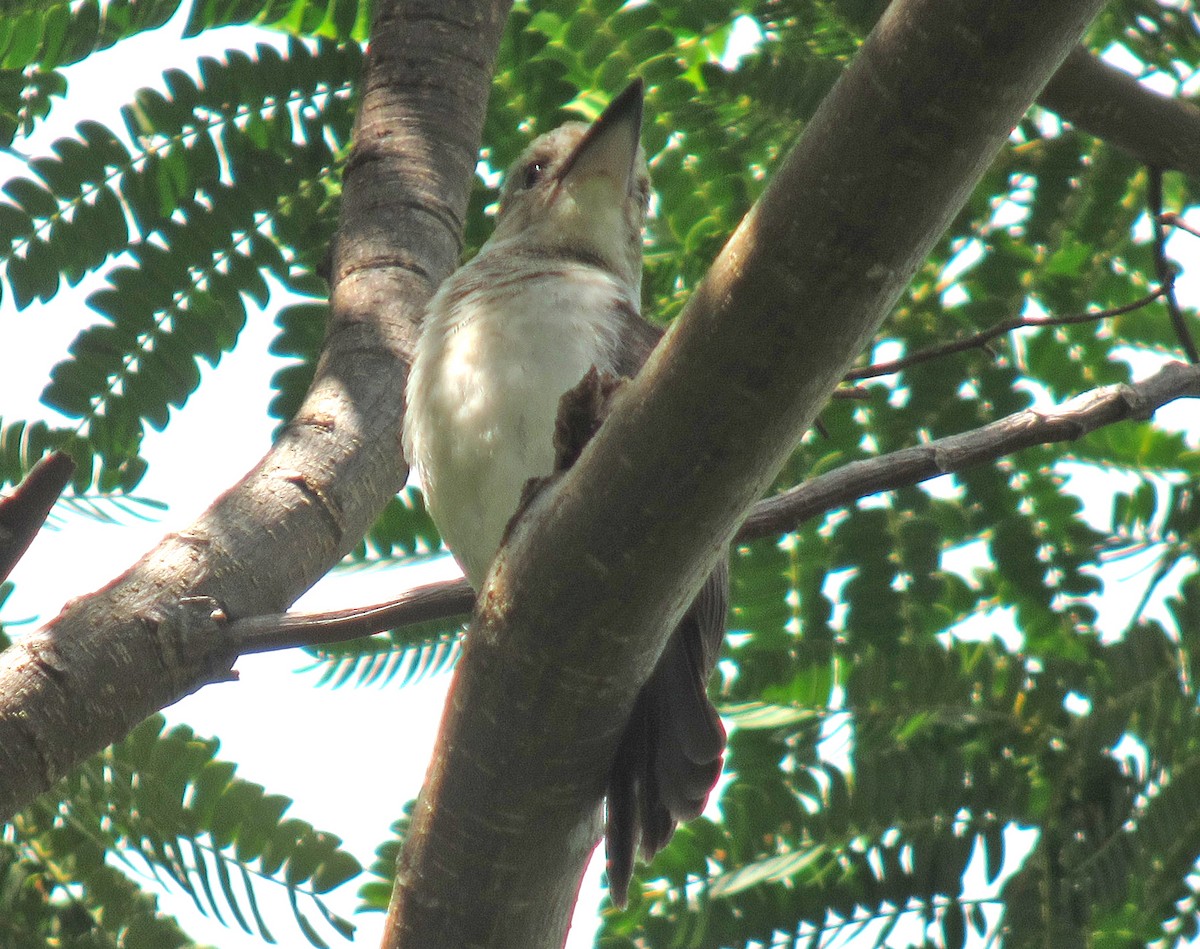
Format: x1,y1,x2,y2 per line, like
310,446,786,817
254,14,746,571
41,491,168,528
0,839,198,949
356,811,410,913
8,714,361,948
352,488,443,564
0,36,358,491
1,0,1199,946
304,619,464,689
0,0,184,148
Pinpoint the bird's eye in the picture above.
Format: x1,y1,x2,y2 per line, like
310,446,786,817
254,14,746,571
522,161,545,189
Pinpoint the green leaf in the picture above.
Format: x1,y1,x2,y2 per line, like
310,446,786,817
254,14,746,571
4,176,58,218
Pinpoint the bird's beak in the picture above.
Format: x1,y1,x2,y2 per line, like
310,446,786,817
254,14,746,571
557,79,644,195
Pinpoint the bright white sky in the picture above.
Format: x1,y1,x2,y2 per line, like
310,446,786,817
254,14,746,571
1,8,1199,949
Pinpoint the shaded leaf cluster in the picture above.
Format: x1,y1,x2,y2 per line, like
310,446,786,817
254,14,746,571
8,714,362,948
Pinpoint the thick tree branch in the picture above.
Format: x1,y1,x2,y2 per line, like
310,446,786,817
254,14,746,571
384,2,1107,947
0,0,510,821
1039,46,1200,179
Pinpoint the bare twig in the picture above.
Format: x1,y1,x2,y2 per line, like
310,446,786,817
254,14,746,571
1162,212,1200,241
0,452,75,584
1147,167,1198,363
231,361,1200,653
739,360,1200,539
232,577,473,653
846,285,1172,380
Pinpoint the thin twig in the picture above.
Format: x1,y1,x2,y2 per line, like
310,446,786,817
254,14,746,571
1147,167,1198,363
1162,212,1200,240
230,361,1200,654
233,578,474,653
1123,545,1186,634
846,285,1172,380
739,360,1200,540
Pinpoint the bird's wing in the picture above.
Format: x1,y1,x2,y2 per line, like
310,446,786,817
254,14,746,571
609,298,665,377
601,300,730,907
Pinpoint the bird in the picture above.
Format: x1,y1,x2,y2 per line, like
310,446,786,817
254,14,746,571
402,79,727,907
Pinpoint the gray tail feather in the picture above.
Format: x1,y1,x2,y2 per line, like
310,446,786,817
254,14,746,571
605,562,728,907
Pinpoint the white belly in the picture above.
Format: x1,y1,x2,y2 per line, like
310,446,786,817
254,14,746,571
404,264,625,587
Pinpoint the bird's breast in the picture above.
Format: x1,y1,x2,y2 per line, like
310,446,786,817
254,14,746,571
405,263,630,587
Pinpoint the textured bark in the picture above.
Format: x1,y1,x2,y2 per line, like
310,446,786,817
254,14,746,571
1040,46,1200,178
386,2,1107,948
0,0,509,821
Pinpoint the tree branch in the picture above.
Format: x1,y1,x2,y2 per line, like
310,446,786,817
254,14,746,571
0,451,74,585
1147,167,1198,363
0,0,510,821
227,360,1200,653
846,284,1173,380
1039,46,1200,179
741,360,1200,539
233,578,472,654
1163,212,1200,241
384,2,1108,947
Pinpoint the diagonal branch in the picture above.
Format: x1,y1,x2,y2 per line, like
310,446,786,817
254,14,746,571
741,360,1200,538
382,2,1109,947
846,284,1173,380
0,0,511,822
1039,46,1200,179
1163,213,1200,241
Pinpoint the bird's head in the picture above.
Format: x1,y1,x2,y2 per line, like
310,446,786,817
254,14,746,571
490,80,650,288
